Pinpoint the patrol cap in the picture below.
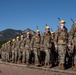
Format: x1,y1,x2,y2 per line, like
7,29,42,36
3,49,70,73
60,20,66,24
12,39,15,42
45,26,50,29
27,32,30,35
21,35,24,38
36,30,40,33
16,36,19,39
51,32,54,34
74,22,76,24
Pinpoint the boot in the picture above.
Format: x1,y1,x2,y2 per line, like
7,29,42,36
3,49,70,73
59,63,65,70
26,59,29,65
12,60,15,63
17,60,21,64
44,63,47,68
41,61,45,66
22,62,25,65
61,64,65,70
15,61,17,64
47,63,52,68
72,65,76,71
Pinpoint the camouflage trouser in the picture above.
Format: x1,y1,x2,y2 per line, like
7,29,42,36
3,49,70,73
1,51,6,61
26,49,30,61
22,48,30,63
12,50,15,62
33,48,40,64
58,44,67,64
18,48,23,61
74,55,76,65
6,52,10,61
44,48,50,63
15,48,19,62
22,50,26,63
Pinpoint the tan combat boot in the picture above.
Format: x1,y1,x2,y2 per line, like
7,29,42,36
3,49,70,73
47,63,52,68
59,63,65,70
61,64,65,70
72,65,76,71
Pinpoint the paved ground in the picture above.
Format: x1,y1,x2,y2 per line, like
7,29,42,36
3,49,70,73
0,61,76,75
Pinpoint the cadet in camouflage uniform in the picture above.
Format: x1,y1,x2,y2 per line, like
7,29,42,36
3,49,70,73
1,44,5,61
68,22,76,70
11,39,16,63
41,26,52,68
6,41,11,62
18,35,25,64
22,32,31,65
4,43,8,62
55,20,68,70
51,32,57,66
30,30,41,66
15,36,20,64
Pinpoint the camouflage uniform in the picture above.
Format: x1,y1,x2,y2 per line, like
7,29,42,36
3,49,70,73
41,31,52,67
30,30,41,66
55,20,68,69
1,44,5,61
22,32,31,64
68,22,76,70
18,35,25,64
23,37,31,64
15,37,20,63
11,39,16,63
6,41,11,62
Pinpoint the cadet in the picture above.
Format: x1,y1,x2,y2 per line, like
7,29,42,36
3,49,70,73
30,30,41,66
18,35,24,64
11,39,16,63
51,32,57,66
1,44,5,61
15,36,20,64
68,22,76,70
6,41,11,62
41,26,52,68
22,32,31,65
55,20,68,70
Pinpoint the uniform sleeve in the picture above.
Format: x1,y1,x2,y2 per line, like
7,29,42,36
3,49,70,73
54,30,58,45
68,25,74,44
30,36,34,48
40,34,44,48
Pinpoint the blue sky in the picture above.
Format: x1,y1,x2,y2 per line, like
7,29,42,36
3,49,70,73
0,0,76,32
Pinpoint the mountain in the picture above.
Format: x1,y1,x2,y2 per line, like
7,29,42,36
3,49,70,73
0,29,22,41
0,28,36,41
22,28,36,35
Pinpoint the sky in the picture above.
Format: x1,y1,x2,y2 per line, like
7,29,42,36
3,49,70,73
0,0,76,32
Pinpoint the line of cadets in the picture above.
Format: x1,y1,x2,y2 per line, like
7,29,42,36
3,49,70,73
0,19,76,71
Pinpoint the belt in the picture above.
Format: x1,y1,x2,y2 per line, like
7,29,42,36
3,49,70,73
58,40,66,43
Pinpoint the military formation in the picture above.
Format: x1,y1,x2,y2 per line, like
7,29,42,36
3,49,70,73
0,20,76,71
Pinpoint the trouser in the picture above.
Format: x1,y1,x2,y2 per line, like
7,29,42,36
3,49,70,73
18,49,23,62
6,52,10,61
15,48,19,62
22,50,26,63
58,44,67,64
12,50,15,62
1,51,6,61
44,48,50,64
33,48,40,64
